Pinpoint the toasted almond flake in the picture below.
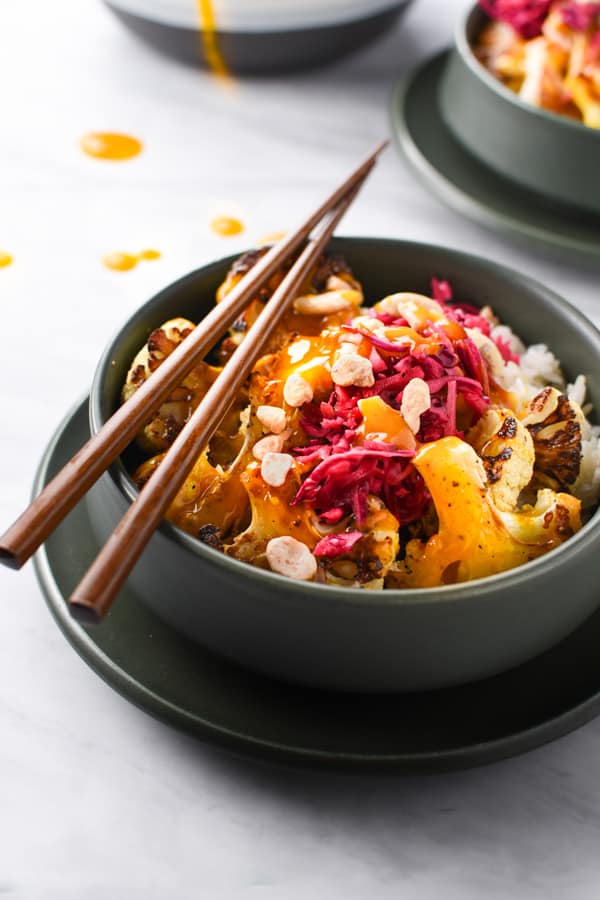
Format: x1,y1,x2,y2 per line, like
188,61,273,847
326,274,353,291
401,377,431,434
377,292,443,320
283,373,313,407
293,290,357,316
480,305,498,326
350,315,386,335
252,432,288,461
287,339,311,364
256,405,287,434
266,536,317,581
338,340,360,356
261,452,293,487
331,353,374,388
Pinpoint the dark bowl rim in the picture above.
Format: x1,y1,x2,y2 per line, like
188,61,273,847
90,235,600,609
455,3,600,141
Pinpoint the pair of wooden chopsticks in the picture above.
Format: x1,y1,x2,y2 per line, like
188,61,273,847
0,140,388,622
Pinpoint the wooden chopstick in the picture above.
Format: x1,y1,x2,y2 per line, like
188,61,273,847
68,176,369,623
0,140,387,572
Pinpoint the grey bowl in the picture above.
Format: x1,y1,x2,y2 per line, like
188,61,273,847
87,237,600,693
439,5,600,216
103,0,414,74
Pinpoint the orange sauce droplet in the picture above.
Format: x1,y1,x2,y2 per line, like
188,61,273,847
103,249,161,272
0,251,13,268
197,0,229,78
81,132,143,161
210,216,244,237
257,231,287,246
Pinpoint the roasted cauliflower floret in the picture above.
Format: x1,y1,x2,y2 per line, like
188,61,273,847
215,249,363,362
228,465,399,588
226,461,321,569
391,437,581,588
521,387,584,491
317,497,400,590
134,449,250,539
122,317,220,455
468,408,535,511
122,316,247,460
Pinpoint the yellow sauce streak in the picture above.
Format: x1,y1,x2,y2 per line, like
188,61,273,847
103,249,161,272
257,231,287,246
210,216,244,237
80,132,143,161
197,0,229,78
0,251,13,268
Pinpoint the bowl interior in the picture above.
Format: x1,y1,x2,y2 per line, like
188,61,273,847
91,237,600,600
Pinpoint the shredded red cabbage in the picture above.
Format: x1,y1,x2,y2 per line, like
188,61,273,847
313,531,363,558
561,2,600,30
431,277,453,303
294,443,425,526
478,0,552,37
290,276,514,532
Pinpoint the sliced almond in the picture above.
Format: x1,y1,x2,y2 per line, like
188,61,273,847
252,432,289,461
266,536,317,581
401,378,431,434
331,353,374,388
256,405,287,434
261,452,293,487
283,373,314,408
293,290,359,316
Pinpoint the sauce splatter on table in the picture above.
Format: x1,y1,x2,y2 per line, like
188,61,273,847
103,249,161,271
81,132,143,161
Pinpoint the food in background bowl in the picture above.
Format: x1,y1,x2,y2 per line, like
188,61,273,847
121,247,598,590
439,4,600,215
476,0,600,128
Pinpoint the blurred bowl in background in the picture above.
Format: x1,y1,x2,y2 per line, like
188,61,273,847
104,0,415,73
439,5,600,216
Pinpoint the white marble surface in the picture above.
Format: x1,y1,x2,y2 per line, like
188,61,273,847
2,1,600,897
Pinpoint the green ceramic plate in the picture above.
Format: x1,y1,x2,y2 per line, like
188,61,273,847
391,51,600,261
33,398,600,772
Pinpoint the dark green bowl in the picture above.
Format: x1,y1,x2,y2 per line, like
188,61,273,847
439,5,600,216
103,0,414,74
87,238,600,692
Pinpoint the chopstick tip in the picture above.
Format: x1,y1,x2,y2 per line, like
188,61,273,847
0,545,22,570
68,598,104,627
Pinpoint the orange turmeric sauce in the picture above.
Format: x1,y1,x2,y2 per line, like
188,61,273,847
210,216,244,237
197,0,229,78
103,249,161,272
80,132,143,161
0,251,13,268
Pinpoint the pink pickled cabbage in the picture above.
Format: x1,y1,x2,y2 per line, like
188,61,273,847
290,277,517,529
561,2,600,30
478,0,552,37
313,531,363,558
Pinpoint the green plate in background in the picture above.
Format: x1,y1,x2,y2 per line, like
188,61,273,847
391,52,600,261
33,398,600,772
